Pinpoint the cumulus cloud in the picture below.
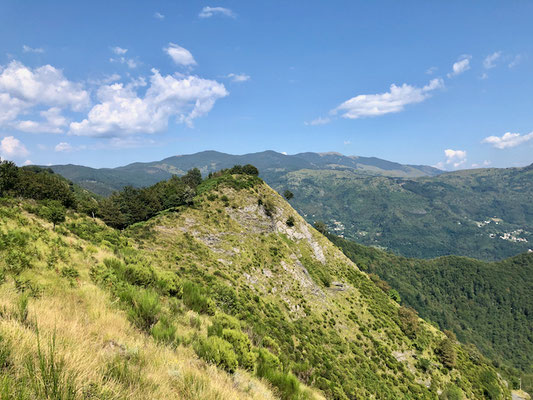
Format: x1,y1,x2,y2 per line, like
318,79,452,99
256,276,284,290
109,48,137,68
69,69,228,136
14,107,68,134
483,51,501,69
482,132,533,149
448,55,471,78
0,136,29,159
331,78,443,120
22,45,44,54
55,142,73,152
444,149,467,167
305,116,330,126
112,46,128,55
23,159,33,165
199,6,236,18
154,12,165,20
164,43,197,67
227,73,250,83
0,61,89,130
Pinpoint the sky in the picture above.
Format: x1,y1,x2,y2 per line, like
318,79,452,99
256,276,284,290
0,1,533,170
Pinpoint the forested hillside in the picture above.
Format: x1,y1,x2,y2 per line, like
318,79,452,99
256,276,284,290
328,233,533,393
0,160,513,399
273,166,533,260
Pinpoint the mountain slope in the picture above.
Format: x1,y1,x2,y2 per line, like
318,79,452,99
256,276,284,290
271,166,533,260
1,171,512,399
48,150,441,196
327,234,533,386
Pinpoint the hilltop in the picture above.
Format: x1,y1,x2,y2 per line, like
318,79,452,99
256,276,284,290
0,164,511,399
47,150,442,196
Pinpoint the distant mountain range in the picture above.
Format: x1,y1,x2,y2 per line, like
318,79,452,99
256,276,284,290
48,150,442,196
47,151,533,261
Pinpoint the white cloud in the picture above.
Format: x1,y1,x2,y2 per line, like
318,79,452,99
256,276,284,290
482,131,533,149
69,69,228,136
164,43,197,67
343,140,351,145
448,55,471,78
483,51,501,69
14,107,68,134
112,46,128,55
508,55,523,68
281,151,287,155
154,12,165,20
227,73,250,83
22,45,44,54
55,142,73,152
23,159,33,165
0,61,89,129
426,66,437,75
444,149,467,168
331,78,443,120
479,72,488,80
0,136,29,158
199,6,236,18
305,116,331,126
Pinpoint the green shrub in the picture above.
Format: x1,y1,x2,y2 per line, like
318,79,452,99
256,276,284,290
416,357,431,372
436,338,457,369
194,336,238,373
439,383,463,400
182,281,215,315
156,271,181,296
221,329,256,371
151,316,177,344
286,216,295,227
398,306,420,339
207,313,241,337
60,266,79,279
118,287,161,331
123,263,154,287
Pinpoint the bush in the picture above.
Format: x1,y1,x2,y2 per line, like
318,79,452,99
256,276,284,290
439,383,463,400
194,336,238,373
283,190,294,200
156,271,181,296
436,338,457,369
286,216,295,227
124,263,154,287
119,287,161,331
182,281,215,315
207,313,241,337
222,329,256,371
398,306,420,339
151,315,177,344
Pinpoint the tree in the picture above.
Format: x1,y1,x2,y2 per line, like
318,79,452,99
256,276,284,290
436,338,457,369
182,168,203,188
314,221,328,234
0,160,18,196
398,306,420,339
283,190,294,200
242,164,259,176
44,200,66,230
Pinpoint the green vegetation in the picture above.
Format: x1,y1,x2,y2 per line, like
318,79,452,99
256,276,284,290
273,166,533,260
0,164,516,399
328,232,533,392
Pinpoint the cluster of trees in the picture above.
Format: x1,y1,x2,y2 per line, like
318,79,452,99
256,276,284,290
1,160,263,231
97,169,202,229
0,161,75,207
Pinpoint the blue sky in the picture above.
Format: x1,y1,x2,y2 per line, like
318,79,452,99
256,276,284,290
0,1,532,169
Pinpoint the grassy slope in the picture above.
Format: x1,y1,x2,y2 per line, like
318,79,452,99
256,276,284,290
270,166,533,261
0,175,512,399
327,233,533,388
